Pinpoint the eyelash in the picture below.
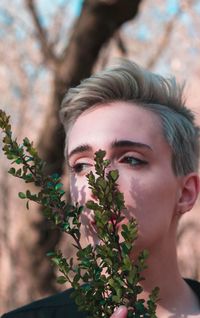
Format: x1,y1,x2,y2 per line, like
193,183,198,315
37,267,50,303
70,163,91,174
120,156,148,166
70,156,147,175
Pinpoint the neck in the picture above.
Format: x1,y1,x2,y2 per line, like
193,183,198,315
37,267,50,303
135,236,200,316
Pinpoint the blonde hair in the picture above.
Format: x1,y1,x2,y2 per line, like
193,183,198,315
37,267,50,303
60,59,200,176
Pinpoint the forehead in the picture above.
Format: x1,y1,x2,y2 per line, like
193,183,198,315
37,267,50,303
67,101,167,154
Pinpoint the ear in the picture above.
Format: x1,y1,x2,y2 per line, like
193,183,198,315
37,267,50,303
177,173,200,214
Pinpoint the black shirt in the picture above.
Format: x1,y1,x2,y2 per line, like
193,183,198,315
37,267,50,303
1,287,86,318
2,279,200,318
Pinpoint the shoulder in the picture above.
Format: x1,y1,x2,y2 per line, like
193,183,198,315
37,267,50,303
1,288,86,318
185,278,200,301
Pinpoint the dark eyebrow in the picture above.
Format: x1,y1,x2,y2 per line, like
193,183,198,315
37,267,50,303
111,140,153,151
68,144,92,160
68,140,152,160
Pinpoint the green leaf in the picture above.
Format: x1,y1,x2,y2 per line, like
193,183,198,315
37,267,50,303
15,158,23,164
95,149,106,161
46,251,57,257
86,200,100,210
51,257,61,266
18,192,26,199
23,137,31,146
121,242,132,255
122,255,132,271
73,274,81,285
55,183,63,190
110,170,119,181
16,168,22,176
56,276,67,284
29,147,38,157
97,177,107,190
87,171,95,184
51,173,60,181
8,167,16,175
111,295,121,303
3,135,11,144
6,154,15,161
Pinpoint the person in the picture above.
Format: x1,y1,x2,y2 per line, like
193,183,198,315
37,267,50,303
2,60,200,318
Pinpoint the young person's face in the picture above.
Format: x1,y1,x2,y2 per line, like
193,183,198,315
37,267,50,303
67,102,183,252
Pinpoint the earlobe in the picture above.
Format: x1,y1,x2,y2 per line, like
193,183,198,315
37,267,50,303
177,173,200,215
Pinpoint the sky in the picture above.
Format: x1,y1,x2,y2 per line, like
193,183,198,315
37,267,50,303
37,0,83,27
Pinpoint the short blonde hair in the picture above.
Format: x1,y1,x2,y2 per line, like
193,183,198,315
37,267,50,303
60,59,200,176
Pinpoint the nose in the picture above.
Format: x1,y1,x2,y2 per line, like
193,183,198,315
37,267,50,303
105,161,117,174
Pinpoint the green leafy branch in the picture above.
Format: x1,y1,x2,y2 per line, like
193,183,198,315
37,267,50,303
0,109,82,248
0,109,159,318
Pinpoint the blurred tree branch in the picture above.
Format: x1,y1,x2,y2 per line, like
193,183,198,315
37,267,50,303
25,0,57,66
146,6,182,69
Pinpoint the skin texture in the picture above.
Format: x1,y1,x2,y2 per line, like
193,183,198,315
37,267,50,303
110,306,128,318
67,102,200,317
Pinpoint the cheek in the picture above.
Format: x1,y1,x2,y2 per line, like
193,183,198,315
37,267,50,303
118,176,176,253
117,174,140,212
70,175,90,205
118,174,176,226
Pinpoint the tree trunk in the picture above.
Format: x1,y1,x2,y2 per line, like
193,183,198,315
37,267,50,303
17,0,143,303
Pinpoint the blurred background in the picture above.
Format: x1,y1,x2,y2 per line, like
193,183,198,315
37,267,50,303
0,0,199,314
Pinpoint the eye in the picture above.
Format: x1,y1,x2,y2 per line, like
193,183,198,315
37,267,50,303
70,162,92,175
120,156,148,167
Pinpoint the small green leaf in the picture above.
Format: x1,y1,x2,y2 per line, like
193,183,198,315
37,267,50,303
97,177,107,190
15,158,23,164
8,167,16,175
112,295,121,303
57,276,67,284
29,147,37,157
51,257,61,266
16,168,22,176
18,192,26,199
51,173,60,180
86,200,100,210
46,251,57,257
55,183,63,190
3,135,11,144
110,170,119,181
23,137,30,146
